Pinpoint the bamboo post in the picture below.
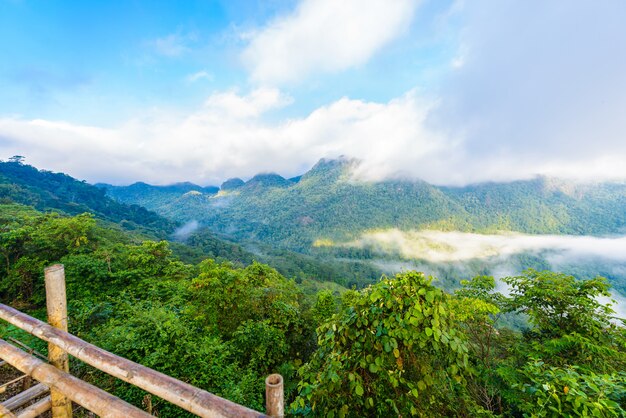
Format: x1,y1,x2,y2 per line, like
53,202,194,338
265,374,284,418
44,264,73,418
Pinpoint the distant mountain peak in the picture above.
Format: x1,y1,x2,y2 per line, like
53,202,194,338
298,157,361,184
221,178,245,191
244,173,292,189
310,156,358,172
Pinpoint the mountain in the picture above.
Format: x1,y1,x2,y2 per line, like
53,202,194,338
4,157,626,290
242,173,293,190
220,178,244,191
97,181,219,210
100,158,626,252
0,160,175,236
0,160,380,285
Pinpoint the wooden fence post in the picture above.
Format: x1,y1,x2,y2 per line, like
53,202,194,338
265,374,284,418
44,264,73,418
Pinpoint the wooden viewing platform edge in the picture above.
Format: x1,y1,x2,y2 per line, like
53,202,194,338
0,264,281,418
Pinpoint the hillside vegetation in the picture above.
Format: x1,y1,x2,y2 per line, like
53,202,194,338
1,160,383,286
0,204,625,417
0,158,175,237
1,159,625,416
101,158,626,253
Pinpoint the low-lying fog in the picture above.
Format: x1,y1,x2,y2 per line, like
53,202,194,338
344,229,626,319
346,229,626,263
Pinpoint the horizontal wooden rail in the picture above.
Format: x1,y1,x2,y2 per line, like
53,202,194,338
0,339,151,418
0,304,266,418
15,395,51,418
1,383,48,410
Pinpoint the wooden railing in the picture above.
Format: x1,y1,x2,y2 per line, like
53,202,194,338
0,265,284,418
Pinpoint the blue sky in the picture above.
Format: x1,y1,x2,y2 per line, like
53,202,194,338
0,0,625,185
0,0,453,122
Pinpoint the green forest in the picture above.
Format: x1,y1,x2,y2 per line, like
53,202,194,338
1,160,626,416
102,158,626,253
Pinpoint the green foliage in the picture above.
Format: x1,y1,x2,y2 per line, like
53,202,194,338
514,361,626,417
312,290,337,324
294,272,475,417
0,207,98,305
188,260,315,371
79,300,265,416
177,227,384,289
502,270,626,374
98,181,218,212
231,320,289,374
1,199,625,417
452,271,626,416
503,270,616,338
0,160,175,236
190,261,301,334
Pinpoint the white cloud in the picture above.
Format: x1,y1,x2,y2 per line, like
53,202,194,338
344,230,626,263
0,82,451,185
3,80,626,186
348,229,626,320
4,1,626,186
241,0,419,84
202,87,293,119
428,1,626,183
186,70,213,83
0,89,435,184
150,33,194,57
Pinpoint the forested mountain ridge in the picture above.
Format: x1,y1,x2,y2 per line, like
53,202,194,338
100,158,626,252
0,159,175,237
0,159,382,285
97,181,220,210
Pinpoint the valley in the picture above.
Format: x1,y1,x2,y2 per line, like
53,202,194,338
99,157,626,292
2,158,626,416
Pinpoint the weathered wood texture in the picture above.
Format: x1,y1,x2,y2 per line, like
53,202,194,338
0,374,29,394
1,383,48,411
0,304,266,418
0,339,151,418
265,374,284,418
0,402,16,417
15,395,51,418
44,264,72,418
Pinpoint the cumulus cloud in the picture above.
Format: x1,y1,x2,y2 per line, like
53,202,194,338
343,0,626,184
241,0,419,84
0,89,442,184
202,87,293,119
2,76,626,185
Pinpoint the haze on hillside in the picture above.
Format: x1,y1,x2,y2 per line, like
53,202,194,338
1,1,625,185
